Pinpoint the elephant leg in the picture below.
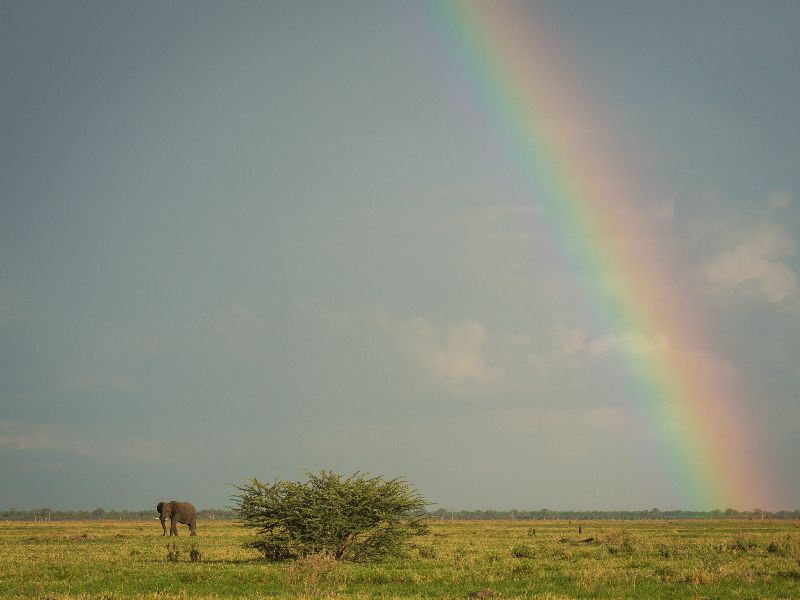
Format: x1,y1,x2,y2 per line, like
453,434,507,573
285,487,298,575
170,518,178,536
161,519,167,536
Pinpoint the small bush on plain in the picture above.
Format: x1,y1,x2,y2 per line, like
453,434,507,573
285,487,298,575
233,470,428,562
767,535,800,557
726,535,758,553
166,541,180,562
189,543,202,562
603,529,634,554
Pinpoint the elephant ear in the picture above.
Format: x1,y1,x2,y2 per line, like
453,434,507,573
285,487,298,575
157,502,164,514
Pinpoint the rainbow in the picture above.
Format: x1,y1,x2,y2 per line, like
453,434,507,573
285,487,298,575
423,1,777,509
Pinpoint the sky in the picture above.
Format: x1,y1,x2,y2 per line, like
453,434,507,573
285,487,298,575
1,0,799,512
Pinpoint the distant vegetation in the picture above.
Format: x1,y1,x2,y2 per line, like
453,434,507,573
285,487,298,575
1,507,236,521
3,506,799,521
429,508,800,520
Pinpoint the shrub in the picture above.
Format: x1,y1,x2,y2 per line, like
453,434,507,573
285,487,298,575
603,529,634,554
166,541,180,562
189,543,202,562
726,535,758,553
233,470,428,562
767,536,800,557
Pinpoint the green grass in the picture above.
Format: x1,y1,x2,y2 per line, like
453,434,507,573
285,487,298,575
2,518,799,598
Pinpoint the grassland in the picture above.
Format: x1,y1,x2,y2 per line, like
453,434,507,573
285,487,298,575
2,518,799,599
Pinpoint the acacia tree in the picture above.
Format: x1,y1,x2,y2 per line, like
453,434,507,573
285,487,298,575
233,470,428,562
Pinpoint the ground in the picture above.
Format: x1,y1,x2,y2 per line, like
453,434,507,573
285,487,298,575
2,518,799,598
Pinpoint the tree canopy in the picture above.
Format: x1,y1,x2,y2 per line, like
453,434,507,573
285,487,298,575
233,470,429,562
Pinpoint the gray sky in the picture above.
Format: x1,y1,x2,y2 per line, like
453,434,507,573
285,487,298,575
1,1,799,511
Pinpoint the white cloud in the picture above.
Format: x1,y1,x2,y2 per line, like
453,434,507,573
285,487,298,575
554,324,670,358
373,313,499,385
705,222,799,302
586,331,672,357
550,322,736,388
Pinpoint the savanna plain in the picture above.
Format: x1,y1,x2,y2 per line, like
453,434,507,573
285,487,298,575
3,518,800,599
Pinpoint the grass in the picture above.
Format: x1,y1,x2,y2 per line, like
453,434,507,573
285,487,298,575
1,518,799,598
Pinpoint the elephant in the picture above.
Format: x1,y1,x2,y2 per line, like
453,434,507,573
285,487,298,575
156,501,197,536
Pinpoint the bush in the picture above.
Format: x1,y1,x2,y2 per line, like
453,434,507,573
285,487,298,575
767,536,800,557
726,535,758,553
603,529,634,554
165,541,180,562
233,470,429,562
189,543,202,562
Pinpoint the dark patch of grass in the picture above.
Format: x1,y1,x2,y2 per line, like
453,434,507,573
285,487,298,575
510,543,534,558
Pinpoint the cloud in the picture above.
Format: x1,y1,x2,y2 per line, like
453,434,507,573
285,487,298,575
705,221,799,303
373,313,499,385
554,325,671,358
586,332,672,357
0,422,57,452
551,322,736,386
554,325,587,355
0,421,164,462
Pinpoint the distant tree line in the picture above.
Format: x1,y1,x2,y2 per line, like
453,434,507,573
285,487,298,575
4,506,799,522
428,508,800,520
0,507,237,521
